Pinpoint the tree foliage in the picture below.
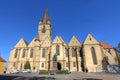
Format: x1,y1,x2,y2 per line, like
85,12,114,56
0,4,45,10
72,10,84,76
24,61,31,69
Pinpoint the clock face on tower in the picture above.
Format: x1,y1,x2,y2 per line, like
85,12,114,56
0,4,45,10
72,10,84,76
42,26,46,33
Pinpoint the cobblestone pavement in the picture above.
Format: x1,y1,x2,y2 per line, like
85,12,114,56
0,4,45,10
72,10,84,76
42,72,120,80
0,72,120,80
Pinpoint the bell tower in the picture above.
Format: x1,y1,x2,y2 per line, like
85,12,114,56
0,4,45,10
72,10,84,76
38,8,52,42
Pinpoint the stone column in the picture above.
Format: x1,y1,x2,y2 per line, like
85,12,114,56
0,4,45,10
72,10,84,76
76,47,81,72
67,48,70,71
69,47,72,71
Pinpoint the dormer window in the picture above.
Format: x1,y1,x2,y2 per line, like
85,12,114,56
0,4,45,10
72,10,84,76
89,37,92,41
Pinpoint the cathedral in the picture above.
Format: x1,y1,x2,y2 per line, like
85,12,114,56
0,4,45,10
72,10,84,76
7,8,119,72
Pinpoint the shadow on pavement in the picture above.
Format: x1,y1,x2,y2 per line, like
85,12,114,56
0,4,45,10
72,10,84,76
73,78,103,80
13,76,56,80
0,75,56,80
0,75,20,80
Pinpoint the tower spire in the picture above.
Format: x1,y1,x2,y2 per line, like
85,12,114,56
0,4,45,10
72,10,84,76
43,7,50,24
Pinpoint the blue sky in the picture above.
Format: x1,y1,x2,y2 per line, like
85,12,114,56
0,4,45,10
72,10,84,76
0,0,120,64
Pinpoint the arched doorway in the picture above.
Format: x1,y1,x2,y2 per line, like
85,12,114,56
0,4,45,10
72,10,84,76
57,62,61,70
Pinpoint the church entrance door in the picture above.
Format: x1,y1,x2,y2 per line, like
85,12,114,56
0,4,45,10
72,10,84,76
57,62,61,70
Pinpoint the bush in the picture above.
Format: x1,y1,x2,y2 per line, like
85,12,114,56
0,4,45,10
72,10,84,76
39,70,69,75
39,70,48,74
56,70,69,74
24,61,31,69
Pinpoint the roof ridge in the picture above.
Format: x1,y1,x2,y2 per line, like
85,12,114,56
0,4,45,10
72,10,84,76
0,56,6,62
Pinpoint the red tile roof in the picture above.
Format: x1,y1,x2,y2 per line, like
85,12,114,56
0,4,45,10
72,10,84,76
100,42,113,49
0,56,6,62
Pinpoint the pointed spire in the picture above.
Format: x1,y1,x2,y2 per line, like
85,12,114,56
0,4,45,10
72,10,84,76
43,7,50,24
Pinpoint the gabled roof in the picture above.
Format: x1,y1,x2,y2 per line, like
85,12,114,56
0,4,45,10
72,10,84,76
68,36,81,46
59,36,65,43
100,42,113,49
41,36,51,47
84,33,99,45
53,36,64,44
0,56,6,62
28,38,36,47
14,38,28,48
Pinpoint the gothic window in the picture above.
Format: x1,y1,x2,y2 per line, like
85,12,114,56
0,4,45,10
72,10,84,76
72,48,75,57
73,62,76,67
41,63,44,68
22,49,26,58
42,48,45,58
56,45,60,55
14,49,18,58
91,47,97,64
65,48,68,57
20,63,22,70
79,49,83,57
66,62,68,67
30,49,33,58
13,62,16,67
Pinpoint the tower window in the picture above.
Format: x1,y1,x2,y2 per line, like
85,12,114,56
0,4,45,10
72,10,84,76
42,26,46,33
91,47,97,64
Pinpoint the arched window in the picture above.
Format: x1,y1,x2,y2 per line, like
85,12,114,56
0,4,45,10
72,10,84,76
73,62,76,67
41,63,44,68
20,63,22,70
30,49,33,58
22,49,26,58
91,47,97,64
65,48,68,57
72,48,75,57
14,49,18,58
66,62,68,67
13,62,16,67
79,49,83,57
56,45,60,55
42,48,45,58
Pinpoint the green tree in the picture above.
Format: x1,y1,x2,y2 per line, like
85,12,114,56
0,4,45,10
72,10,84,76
24,61,31,69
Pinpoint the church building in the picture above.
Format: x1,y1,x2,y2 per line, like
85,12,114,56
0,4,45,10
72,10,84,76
7,8,119,72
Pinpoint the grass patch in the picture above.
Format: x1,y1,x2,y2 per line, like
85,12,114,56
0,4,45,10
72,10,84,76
56,70,69,74
39,70,49,74
39,70,69,75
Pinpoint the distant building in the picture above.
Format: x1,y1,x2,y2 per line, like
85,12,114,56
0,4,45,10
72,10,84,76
0,56,6,73
7,8,119,72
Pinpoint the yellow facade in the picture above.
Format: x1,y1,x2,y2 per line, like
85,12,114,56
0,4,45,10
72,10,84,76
0,61,6,73
7,8,119,73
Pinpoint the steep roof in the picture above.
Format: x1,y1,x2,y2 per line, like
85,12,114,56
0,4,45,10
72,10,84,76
53,36,63,44
43,8,50,24
0,56,6,62
100,42,113,49
14,38,28,48
68,36,81,46
84,33,99,45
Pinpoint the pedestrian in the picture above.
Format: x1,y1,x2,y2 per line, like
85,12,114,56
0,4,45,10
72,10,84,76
86,68,88,73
